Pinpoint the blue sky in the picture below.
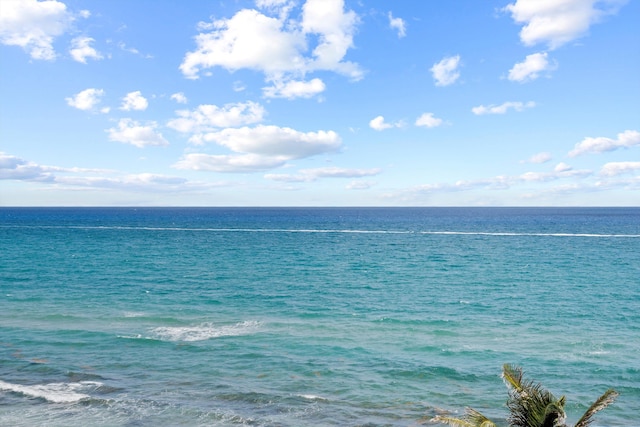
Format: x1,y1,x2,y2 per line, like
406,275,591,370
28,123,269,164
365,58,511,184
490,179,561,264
1,0,638,206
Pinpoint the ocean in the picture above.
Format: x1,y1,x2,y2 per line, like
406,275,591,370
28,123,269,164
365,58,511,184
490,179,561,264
0,207,638,426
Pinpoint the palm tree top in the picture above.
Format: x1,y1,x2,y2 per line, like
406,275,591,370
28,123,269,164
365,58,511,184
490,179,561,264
430,364,618,427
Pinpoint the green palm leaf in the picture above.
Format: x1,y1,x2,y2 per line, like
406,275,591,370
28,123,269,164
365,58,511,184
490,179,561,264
574,389,619,427
502,363,525,395
503,364,567,427
431,407,497,427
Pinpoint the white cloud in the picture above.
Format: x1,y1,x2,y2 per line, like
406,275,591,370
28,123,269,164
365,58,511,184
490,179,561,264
346,180,375,190
256,0,292,8
197,125,341,159
430,55,461,86
263,78,326,99
301,0,361,77
173,153,287,173
107,119,169,148
0,152,230,193
472,101,536,115
369,115,405,131
524,152,552,164
170,92,188,104
415,112,443,128
0,0,73,60
69,36,102,63
504,0,626,50
120,91,149,111
554,162,573,172
181,9,303,79
175,125,342,173
508,52,555,82
0,152,52,181
519,166,592,182
388,12,406,38
265,166,381,182
600,161,640,176
180,0,362,85
255,0,295,20
66,88,105,111
569,130,640,157
167,101,266,135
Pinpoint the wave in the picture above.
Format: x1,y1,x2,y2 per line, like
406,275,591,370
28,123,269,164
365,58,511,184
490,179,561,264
149,320,262,342
3,224,638,238
0,379,100,403
418,231,640,238
298,394,329,401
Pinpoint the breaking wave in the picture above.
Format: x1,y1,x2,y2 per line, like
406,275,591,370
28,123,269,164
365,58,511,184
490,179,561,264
149,320,262,342
0,380,101,403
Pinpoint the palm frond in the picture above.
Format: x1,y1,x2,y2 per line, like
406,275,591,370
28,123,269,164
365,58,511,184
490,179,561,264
574,389,619,427
431,407,497,427
503,365,566,427
502,364,525,394
430,415,476,427
465,407,498,427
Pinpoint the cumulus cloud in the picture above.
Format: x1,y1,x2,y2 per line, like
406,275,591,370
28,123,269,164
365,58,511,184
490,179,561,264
107,119,169,148
504,0,626,49
0,152,227,194
0,152,52,181
174,125,342,173
173,153,288,173
170,92,188,104
369,115,404,131
167,101,266,136
179,0,362,93
0,0,73,60
508,52,555,82
554,162,573,172
263,78,326,99
472,101,536,115
523,152,552,164
415,112,443,128
66,88,106,111
430,55,461,86
198,125,341,158
519,165,592,182
569,130,640,157
265,166,381,182
600,161,640,176
388,12,406,38
69,36,102,63
120,91,149,111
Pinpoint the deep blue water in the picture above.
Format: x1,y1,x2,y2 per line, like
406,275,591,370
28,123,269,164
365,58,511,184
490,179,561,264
1,207,638,426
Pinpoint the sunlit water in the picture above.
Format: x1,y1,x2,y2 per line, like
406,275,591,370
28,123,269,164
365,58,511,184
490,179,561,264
1,207,638,426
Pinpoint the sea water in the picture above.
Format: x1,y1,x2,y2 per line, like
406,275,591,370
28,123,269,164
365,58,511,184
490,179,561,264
0,207,638,426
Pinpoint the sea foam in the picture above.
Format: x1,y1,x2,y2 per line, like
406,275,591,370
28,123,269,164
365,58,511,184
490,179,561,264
150,320,261,342
0,380,100,403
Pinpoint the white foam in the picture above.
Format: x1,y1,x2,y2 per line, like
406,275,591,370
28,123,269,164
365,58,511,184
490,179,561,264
0,380,99,403
122,311,146,318
4,224,639,237
298,394,328,401
150,320,261,342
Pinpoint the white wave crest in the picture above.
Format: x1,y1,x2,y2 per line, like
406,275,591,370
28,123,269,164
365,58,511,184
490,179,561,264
298,394,328,401
150,320,261,342
0,380,100,403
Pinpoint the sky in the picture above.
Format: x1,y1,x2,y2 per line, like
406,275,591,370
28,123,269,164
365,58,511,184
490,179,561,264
1,0,639,206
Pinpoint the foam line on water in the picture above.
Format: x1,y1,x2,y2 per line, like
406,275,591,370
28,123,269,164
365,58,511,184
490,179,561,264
3,224,639,238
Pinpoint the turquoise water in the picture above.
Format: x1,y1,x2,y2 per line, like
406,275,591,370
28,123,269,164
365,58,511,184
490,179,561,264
1,207,638,426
